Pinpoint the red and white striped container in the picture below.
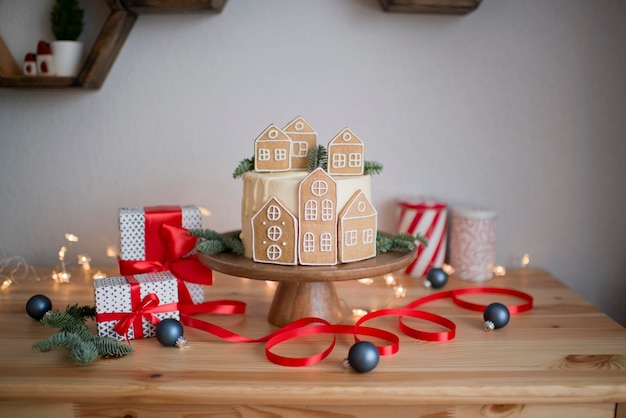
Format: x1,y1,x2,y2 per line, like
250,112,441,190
449,206,497,282
396,198,448,278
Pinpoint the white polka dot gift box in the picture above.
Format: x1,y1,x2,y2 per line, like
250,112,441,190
117,205,211,305
94,272,180,341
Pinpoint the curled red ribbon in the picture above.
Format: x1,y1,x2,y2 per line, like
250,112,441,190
181,286,533,367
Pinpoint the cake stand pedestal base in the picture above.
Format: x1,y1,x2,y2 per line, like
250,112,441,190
268,281,342,327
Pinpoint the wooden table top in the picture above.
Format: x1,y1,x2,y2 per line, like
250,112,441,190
0,266,625,417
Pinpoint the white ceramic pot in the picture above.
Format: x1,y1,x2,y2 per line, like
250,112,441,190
51,41,84,77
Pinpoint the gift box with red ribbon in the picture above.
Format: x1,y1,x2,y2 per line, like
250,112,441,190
94,272,179,341
117,205,212,305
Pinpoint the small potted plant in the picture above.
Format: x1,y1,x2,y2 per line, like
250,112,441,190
50,0,85,77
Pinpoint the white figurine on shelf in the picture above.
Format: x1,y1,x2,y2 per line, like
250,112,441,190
36,41,55,76
23,53,37,76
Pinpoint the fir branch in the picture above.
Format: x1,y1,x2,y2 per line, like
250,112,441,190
88,335,134,357
223,231,244,256
363,160,384,176
69,341,99,365
376,231,428,253
40,311,80,329
32,330,82,351
376,232,393,253
196,240,227,255
232,156,255,179
188,228,223,241
65,304,96,322
390,233,417,251
307,145,327,171
33,304,133,365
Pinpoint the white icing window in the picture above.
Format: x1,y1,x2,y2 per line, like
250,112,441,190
321,199,333,221
342,132,352,142
293,141,308,157
332,153,346,168
348,152,362,168
258,148,270,161
311,180,328,197
295,121,305,131
267,244,282,260
320,233,332,252
267,205,281,221
357,201,366,212
362,229,374,244
304,200,317,221
345,230,358,246
267,226,282,241
275,148,287,161
303,232,315,252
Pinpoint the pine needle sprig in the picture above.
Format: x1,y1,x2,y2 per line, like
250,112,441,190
194,228,244,256
32,330,83,351
232,156,255,179
65,303,96,322
188,228,223,241
307,145,328,171
88,336,135,357
33,304,133,365
363,160,384,176
70,341,99,365
196,239,226,255
376,231,429,253
223,231,245,256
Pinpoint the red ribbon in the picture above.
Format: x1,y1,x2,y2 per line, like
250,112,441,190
180,286,533,367
118,206,214,305
95,276,179,340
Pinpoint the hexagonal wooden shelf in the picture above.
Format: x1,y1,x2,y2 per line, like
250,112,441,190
379,0,481,14
0,0,137,89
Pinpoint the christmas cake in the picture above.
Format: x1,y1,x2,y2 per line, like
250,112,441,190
236,116,381,266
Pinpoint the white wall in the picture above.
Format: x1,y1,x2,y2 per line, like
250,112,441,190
1,0,625,326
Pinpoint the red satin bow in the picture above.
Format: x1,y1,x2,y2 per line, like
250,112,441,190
112,293,177,340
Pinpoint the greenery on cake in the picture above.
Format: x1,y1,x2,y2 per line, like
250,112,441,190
307,145,328,171
376,231,428,254
192,229,245,256
232,156,255,179
363,160,384,176
32,304,134,365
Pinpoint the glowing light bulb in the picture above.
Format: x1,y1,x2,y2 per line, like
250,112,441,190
493,265,506,276
65,233,78,243
358,278,374,285
77,254,91,271
58,246,67,260
521,253,530,268
92,271,106,279
1,279,12,290
199,207,212,217
384,274,396,286
351,308,369,318
393,285,407,298
106,246,118,258
442,264,455,275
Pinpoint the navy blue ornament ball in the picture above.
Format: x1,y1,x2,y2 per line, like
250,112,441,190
156,318,185,347
25,294,52,320
483,302,510,331
425,267,448,289
345,341,380,373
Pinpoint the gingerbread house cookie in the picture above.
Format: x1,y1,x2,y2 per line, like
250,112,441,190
254,124,292,172
327,128,364,176
338,190,377,263
298,167,338,265
252,196,298,265
283,116,317,170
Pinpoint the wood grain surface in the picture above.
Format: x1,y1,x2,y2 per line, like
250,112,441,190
0,267,624,418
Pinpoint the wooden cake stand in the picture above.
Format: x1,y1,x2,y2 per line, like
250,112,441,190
197,247,417,327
